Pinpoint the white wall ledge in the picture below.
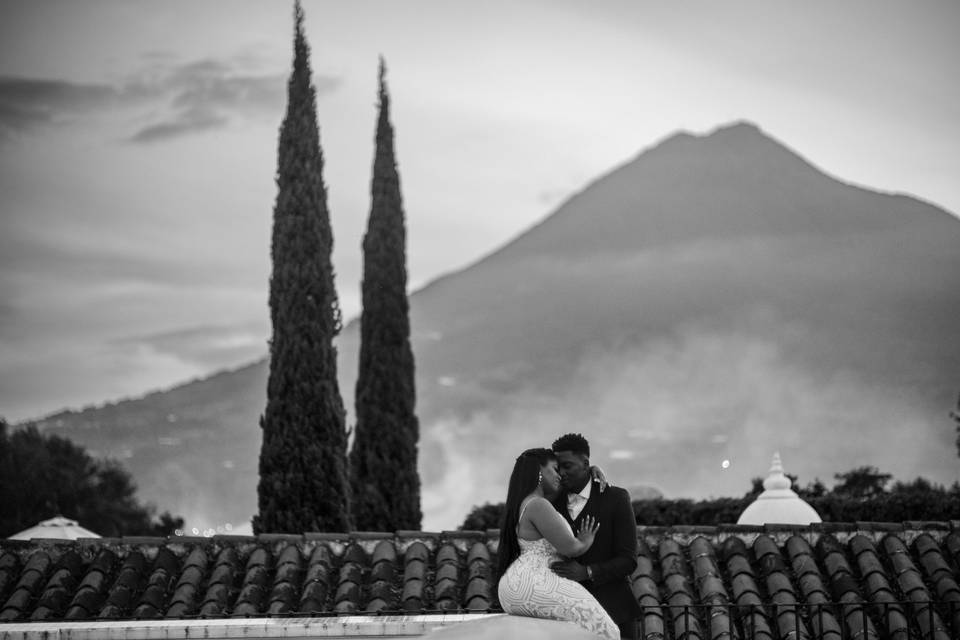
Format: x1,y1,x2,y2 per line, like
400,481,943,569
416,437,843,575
0,613,502,640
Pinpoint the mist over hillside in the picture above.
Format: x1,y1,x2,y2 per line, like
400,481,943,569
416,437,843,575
29,122,960,532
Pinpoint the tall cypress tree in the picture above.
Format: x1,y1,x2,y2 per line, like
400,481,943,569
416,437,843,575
254,2,350,534
350,58,421,531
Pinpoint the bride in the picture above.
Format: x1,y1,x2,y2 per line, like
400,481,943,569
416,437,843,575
496,448,619,639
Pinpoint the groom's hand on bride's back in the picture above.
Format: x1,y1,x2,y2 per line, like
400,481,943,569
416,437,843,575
589,465,609,493
550,560,588,581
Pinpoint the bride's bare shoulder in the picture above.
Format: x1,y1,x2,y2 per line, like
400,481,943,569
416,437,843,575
521,496,556,516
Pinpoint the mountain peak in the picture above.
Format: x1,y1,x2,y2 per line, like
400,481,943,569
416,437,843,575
621,120,791,178
708,119,764,136
649,120,773,157
703,120,780,147
487,120,954,263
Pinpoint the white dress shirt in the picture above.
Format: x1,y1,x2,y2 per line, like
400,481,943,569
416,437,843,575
567,480,592,520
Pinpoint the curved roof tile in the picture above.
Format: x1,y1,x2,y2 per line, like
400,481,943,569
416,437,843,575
401,577,423,611
1,522,959,637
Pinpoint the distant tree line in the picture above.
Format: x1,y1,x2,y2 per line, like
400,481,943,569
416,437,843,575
459,466,960,530
0,419,183,538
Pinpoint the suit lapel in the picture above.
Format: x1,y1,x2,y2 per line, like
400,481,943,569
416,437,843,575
582,479,599,518
571,480,598,526
575,481,604,564
553,492,574,525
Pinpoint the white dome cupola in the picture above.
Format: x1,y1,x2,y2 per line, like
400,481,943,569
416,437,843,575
736,452,822,525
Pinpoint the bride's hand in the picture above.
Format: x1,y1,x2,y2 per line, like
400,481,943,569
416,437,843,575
576,515,600,545
589,465,609,493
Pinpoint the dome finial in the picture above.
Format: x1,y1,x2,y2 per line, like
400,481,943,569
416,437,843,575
763,451,792,491
770,451,783,473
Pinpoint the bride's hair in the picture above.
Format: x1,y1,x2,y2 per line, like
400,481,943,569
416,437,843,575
495,447,557,585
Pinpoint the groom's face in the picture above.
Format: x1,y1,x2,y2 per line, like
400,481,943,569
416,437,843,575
555,450,591,493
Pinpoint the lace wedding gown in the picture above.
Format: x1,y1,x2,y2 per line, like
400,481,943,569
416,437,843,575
497,532,619,639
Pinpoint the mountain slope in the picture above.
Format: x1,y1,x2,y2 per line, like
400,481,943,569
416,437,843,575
31,122,960,531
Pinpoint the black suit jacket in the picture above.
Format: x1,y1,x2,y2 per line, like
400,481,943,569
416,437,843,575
555,481,641,633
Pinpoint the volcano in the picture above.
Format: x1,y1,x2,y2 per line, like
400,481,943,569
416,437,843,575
31,121,960,531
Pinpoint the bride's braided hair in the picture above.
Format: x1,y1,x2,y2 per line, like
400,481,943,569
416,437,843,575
495,447,557,585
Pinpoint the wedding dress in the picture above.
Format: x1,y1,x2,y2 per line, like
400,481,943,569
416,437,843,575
497,505,619,639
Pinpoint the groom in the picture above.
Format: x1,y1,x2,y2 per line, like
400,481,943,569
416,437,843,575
550,433,641,639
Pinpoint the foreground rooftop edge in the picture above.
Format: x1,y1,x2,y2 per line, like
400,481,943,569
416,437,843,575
2,522,960,639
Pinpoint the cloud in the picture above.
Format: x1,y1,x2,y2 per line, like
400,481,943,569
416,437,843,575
126,58,340,143
0,335,206,423
0,100,51,135
128,58,286,142
129,106,228,143
0,237,254,292
0,56,341,143
418,315,956,530
0,76,119,109
0,298,18,344
114,323,267,371
0,76,120,135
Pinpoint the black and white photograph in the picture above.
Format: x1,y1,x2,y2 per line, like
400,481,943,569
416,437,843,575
1,2,958,638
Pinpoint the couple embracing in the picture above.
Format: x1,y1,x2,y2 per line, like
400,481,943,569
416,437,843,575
496,433,641,640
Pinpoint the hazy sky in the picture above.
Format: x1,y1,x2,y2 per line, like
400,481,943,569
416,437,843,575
1,0,958,423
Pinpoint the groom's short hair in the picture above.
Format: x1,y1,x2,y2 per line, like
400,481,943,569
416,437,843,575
552,433,590,457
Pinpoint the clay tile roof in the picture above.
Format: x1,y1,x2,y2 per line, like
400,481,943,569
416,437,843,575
435,543,458,567
404,557,426,583
946,533,960,564
914,534,960,635
465,542,492,613
299,545,331,614
270,544,303,604
3,522,960,637
431,541,461,611
366,542,399,613
630,543,662,637
64,549,115,620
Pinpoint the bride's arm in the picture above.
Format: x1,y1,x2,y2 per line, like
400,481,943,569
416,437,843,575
590,464,608,492
524,498,596,557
